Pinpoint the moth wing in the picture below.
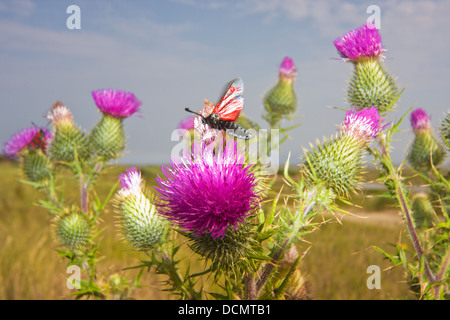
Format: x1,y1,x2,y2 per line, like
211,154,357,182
212,78,244,122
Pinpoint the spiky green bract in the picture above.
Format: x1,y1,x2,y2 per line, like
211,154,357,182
23,149,51,183
302,135,364,198
348,58,399,115
89,114,125,160
440,110,450,150
114,167,167,250
263,78,297,127
49,124,88,162
55,212,91,249
183,219,266,277
116,192,166,250
411,194,437,230
407,131,446,172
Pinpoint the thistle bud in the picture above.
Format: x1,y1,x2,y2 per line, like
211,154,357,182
407,108,445,171
334,23,398,114
23,149,52,183
47,101,89,162
411,193,437,230
55,212,91,249
263,57,298,127
114,167,166,250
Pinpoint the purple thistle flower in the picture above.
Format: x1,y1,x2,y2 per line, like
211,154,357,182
3,126,52,158
410,108,431,133
279,56,296,79
92,89,142,118
154,140,260,239
334,22,385,61
341,107,384,143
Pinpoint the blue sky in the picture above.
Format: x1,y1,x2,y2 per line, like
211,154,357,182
1,0,450,167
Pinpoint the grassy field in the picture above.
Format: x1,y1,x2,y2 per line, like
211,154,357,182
0,160,414,300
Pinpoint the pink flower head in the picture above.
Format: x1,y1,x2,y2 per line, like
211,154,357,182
47,101,74,127
118,167,143,198
3,126,52,158
410,108,431,133
341,107,384,144
92,89,142,118
177,115,195,131
155,140,259,239
334,22,385,61
279,56,296,79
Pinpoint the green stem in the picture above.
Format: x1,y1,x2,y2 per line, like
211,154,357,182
255,192,315,296
378,140,436,283
160,251,200,300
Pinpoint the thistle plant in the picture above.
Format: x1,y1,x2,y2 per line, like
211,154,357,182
3,92,143,299
334,23,449,299
5,21,449,301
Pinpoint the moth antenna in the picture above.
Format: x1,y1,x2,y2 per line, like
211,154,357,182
185,108,205,119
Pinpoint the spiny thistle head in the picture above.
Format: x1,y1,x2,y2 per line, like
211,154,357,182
114,167,167,250
154,139,260,239
302,109,382,198
410,108,432,133
183,220,265,275
440,110,450,149
55,212,91,249
411,193,437,230
302,135,363,198
23,150,52,183
92,89,142,119
347,58,399,114
334,22,385,62
47,101,89,162
263,57,298,127
408,109,446,171
340,107,384,145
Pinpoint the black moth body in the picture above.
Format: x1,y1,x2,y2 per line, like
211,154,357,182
185,108,254,140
